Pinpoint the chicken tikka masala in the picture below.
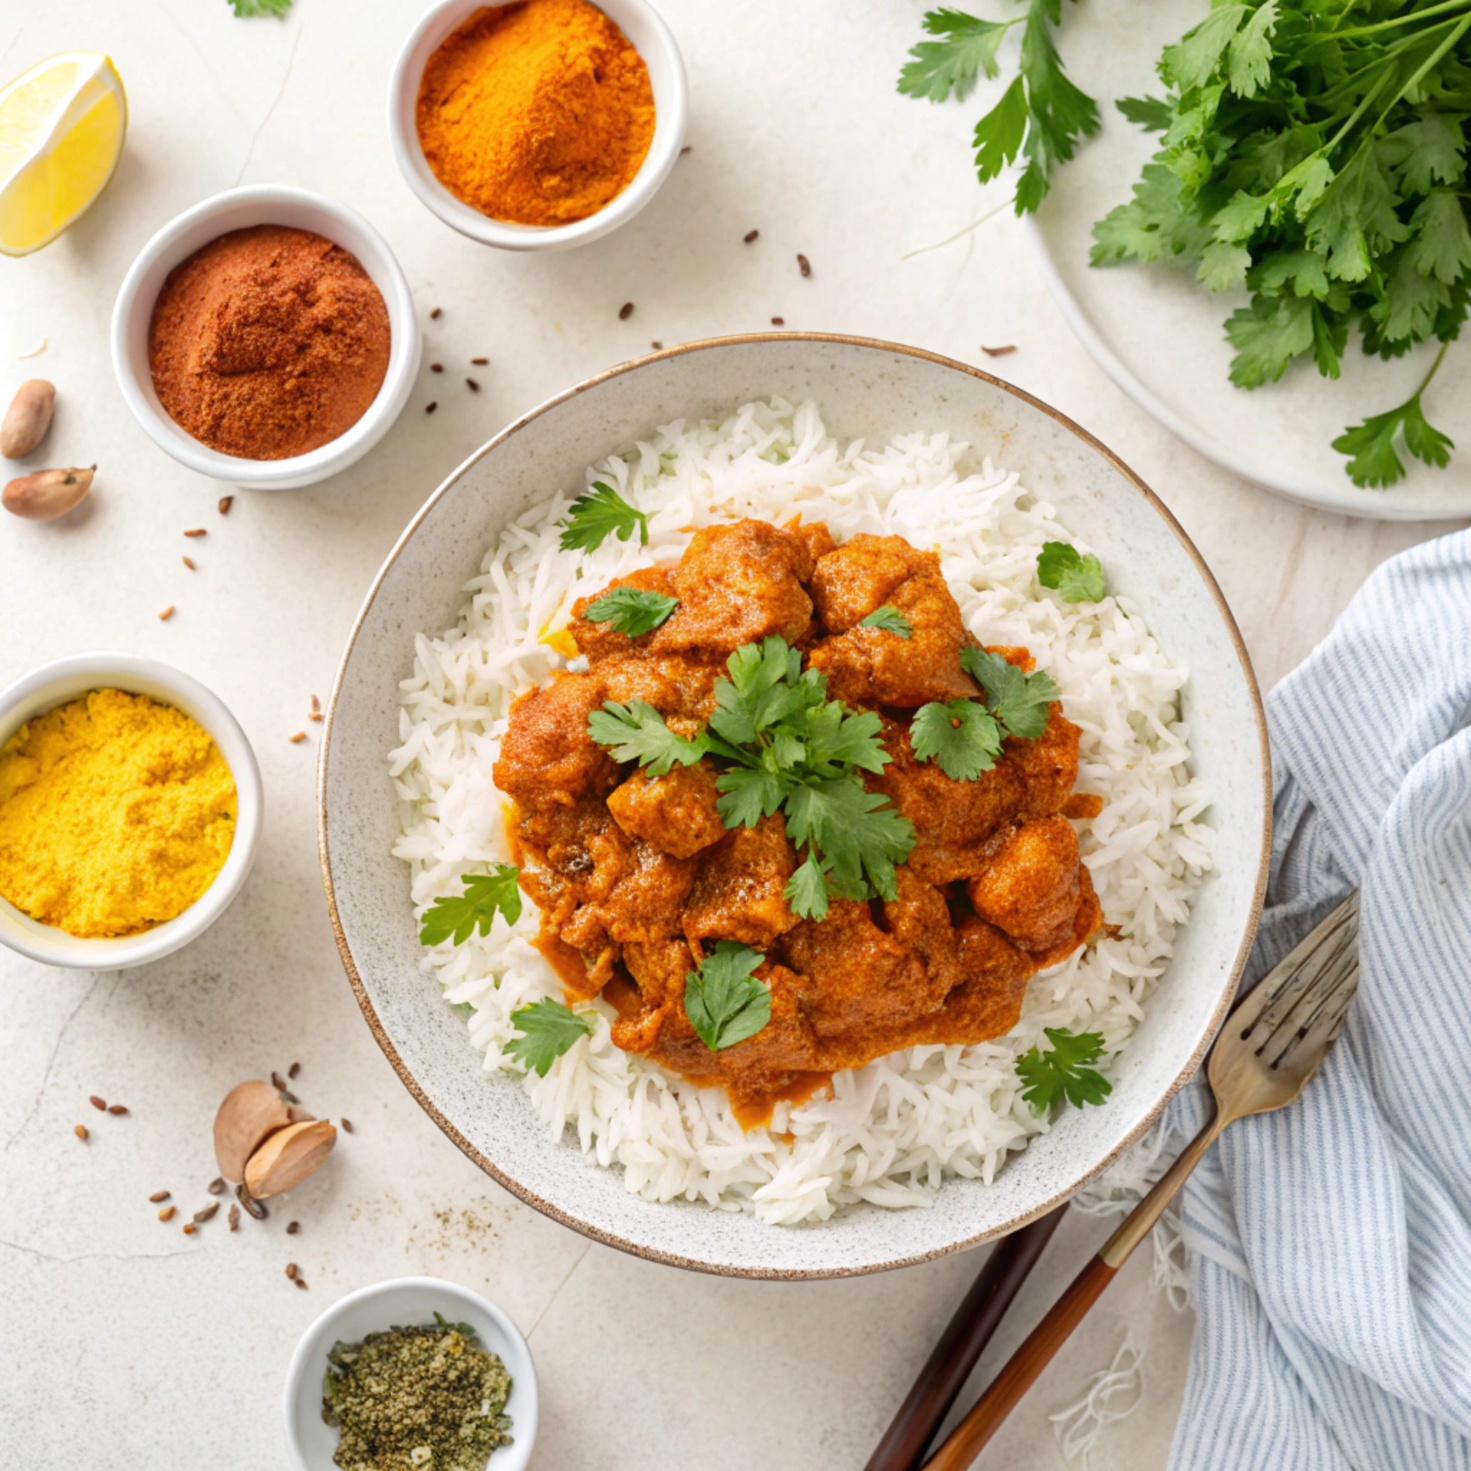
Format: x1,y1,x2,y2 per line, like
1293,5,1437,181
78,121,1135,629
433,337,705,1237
493,517,1104,1126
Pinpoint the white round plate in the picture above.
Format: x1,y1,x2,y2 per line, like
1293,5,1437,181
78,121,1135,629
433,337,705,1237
319,333,1270,1278
1025,0,1470,522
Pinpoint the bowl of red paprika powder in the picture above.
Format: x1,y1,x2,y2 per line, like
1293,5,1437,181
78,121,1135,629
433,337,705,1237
111,185,421,490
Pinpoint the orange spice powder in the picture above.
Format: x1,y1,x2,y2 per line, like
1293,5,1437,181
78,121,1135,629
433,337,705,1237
415,0,656,227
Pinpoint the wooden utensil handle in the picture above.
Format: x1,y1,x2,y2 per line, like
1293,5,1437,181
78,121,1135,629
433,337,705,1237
919,1254,1119,1471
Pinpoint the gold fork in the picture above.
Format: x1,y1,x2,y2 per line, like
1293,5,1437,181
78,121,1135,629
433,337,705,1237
922,892,1361,1471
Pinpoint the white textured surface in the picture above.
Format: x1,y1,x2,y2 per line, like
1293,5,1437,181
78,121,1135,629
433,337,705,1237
0,2,1463,1468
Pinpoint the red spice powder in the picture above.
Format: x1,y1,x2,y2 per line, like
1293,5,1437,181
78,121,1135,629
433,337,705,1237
148,225,391,460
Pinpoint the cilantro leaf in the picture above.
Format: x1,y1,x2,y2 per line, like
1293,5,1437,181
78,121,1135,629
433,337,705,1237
910,700,1003,781
974,74,1029,185
504,999,593,1077
1017,1027,1112,1115
1333,345,1454,488
1036,540,1105,602
783,777,914,905
860,605,914,637
784,851,830,922
583,586,678,636
558,482,649,553
684,942,772,1052
962,647,1060,741
898,8,1013,104
420,866,522,947
1225,295,1315,388
1013,0,1099,214
1116,95,1173,133
228,0,291,14
587,700,708,776
715,765,788,830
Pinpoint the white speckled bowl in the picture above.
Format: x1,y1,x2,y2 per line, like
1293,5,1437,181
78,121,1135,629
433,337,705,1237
319,334,1270,1278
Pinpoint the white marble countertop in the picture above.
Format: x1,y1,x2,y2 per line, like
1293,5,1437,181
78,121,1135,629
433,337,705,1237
1,3,1463,1467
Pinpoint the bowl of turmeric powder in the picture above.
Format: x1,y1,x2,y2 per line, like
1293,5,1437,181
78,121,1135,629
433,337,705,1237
0,654,263,969
389,0,687,251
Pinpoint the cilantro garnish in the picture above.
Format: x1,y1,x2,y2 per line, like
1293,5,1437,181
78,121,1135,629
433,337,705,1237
1016,1027,1112,1115
859,605,914,637
504,999,593,1077
1036,541,1105,603
910,699,1004,781
585,635,914,922
584,586,678,636
419,867,522,946
587,699,707,777
228,0,291,13
684,941,772,1052
962,647,1059,742
558,482,649,553
1091,3,1468,487
899,2,1099,216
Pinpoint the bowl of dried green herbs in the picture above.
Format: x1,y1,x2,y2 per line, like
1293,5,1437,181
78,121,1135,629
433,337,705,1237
283,1276,537,1470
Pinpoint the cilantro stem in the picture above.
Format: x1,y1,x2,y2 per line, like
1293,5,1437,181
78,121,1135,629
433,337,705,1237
1334,0,1471,39
1365,14,1471,137
902,193,1018,259
1415,338,1452,401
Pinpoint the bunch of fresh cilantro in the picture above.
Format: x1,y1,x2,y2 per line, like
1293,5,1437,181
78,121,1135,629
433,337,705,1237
1093,0,1469,489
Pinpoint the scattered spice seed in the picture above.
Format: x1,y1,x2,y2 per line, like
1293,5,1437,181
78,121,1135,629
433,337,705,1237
679,145,691,155
237,1183,267,1220
207,1177,225,1195
744,229,759,243
425,401,438,414
182,556,196,571
465,378,480,392
618,302,634,320
470,356,488,365
797,254,812,278
271,1071,287,1091
286,1262,298,1279
149,1190,170,1203
159,606,175,621
430,307,442,319
309,711,323,722
980,344,1017,357
108,1104,128,1115
194,1203,220,1224
289,731,306,743
183,1222,196,1235
771,317,785,326
430,363,443,373
183,527,206,537
158,1206,176,1221
74,1124,88,1141
289,1058,302,1077
287,1220,300,1235
651,341,662,350
228,1203,240,1231
218,496,233,515
340,1118,355,1134
89,1095,107,1111
295,1277,308,1290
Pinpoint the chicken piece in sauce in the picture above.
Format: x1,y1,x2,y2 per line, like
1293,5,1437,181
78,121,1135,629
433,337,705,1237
498,517,1104,1125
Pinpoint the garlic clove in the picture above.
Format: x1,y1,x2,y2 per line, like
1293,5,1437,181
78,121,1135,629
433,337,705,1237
243,1119,336,1199
0,379,56,459
214,1080,293,1183
2,464,93,520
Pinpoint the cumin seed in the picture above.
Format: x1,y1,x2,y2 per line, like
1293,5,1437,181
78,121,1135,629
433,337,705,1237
295,1277,308,1290
158,606,174,621
465,378,480,391
108,1104,127,1115
194,1203,219,1224
158,1206,176,1221
426,402,438,414
797,253,811,277
429,307,442,319
74,1124,88,1141
182,1223,196,1235
340,1118,355,1134
618,302,634,320
228,1204,240,1231
148,1190,170,1203
980,344,1017,357
289,1058,302,1077
289,731,306,743
470,356,488,365
182,556,196,570
89,1095,107,1111
237,1183,267,1220
744,229,759,243
286,1220,300,1235
183,528,206,537
207,1177,225,1195
286,1262,298,1279
430,363,443,373
272,1071,287,1091
771,317,785,326
218,495,233,515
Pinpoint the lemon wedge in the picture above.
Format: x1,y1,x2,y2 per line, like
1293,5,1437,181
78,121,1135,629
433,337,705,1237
0,52,127,257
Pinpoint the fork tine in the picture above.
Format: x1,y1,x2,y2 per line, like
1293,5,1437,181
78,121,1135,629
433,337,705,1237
1231,893,1359,1042
1261,958,1359,1072
1258,942,1360,1068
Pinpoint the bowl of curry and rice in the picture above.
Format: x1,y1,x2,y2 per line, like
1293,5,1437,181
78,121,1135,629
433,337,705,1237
0,655,263,970
320,333,1270,1278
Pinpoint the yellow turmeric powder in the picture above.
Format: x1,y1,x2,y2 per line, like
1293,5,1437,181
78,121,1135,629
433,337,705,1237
416,0,656,227
0,689,236,938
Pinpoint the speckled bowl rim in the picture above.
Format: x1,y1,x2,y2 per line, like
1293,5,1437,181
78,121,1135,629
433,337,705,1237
318,332,1272,1279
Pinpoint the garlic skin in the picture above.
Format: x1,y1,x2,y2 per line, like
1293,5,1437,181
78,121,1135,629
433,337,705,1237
213,1080,294,1182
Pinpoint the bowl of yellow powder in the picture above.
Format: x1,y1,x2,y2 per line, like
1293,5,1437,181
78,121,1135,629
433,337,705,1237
0,655,263,969
389,0,687,251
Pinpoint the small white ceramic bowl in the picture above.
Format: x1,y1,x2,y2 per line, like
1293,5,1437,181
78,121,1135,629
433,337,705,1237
111,185,421,491
389,0,688,251
0,654,263,970
283,1276,538,1471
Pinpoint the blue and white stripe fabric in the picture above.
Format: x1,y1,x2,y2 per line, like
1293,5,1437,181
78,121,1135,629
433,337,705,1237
1166,529,1471,1471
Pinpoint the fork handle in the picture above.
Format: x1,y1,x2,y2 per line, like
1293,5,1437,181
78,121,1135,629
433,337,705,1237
920,1107,1226,1471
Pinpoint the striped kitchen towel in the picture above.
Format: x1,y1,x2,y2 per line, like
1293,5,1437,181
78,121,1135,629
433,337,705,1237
1167,529,1471,1471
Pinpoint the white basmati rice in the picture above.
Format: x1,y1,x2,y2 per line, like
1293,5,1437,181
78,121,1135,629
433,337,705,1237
389,398,1212,1226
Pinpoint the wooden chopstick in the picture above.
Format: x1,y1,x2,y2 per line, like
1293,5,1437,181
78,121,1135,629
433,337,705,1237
863,1206,1068,1471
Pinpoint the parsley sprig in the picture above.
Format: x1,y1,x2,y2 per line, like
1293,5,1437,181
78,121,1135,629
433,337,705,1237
684,942,772,1052
559,482,649,552
963,647,1059,741
1093,0,1469,488
1037,540,1105,603
586,636,915,921
419,866,522,946
899,2,1099,216
505,998,593,1076
860,605,914,636
584,586,679,636
1016,1027,1112,1115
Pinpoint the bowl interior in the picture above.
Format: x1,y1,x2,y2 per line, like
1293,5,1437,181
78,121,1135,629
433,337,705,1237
0,656,262,968
390,0,686,249
114,188,420,486
283,1277,537,1471
321,335,1269,1277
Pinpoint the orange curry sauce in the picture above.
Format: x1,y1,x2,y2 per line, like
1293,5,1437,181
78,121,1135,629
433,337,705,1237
493,519,1104,1128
